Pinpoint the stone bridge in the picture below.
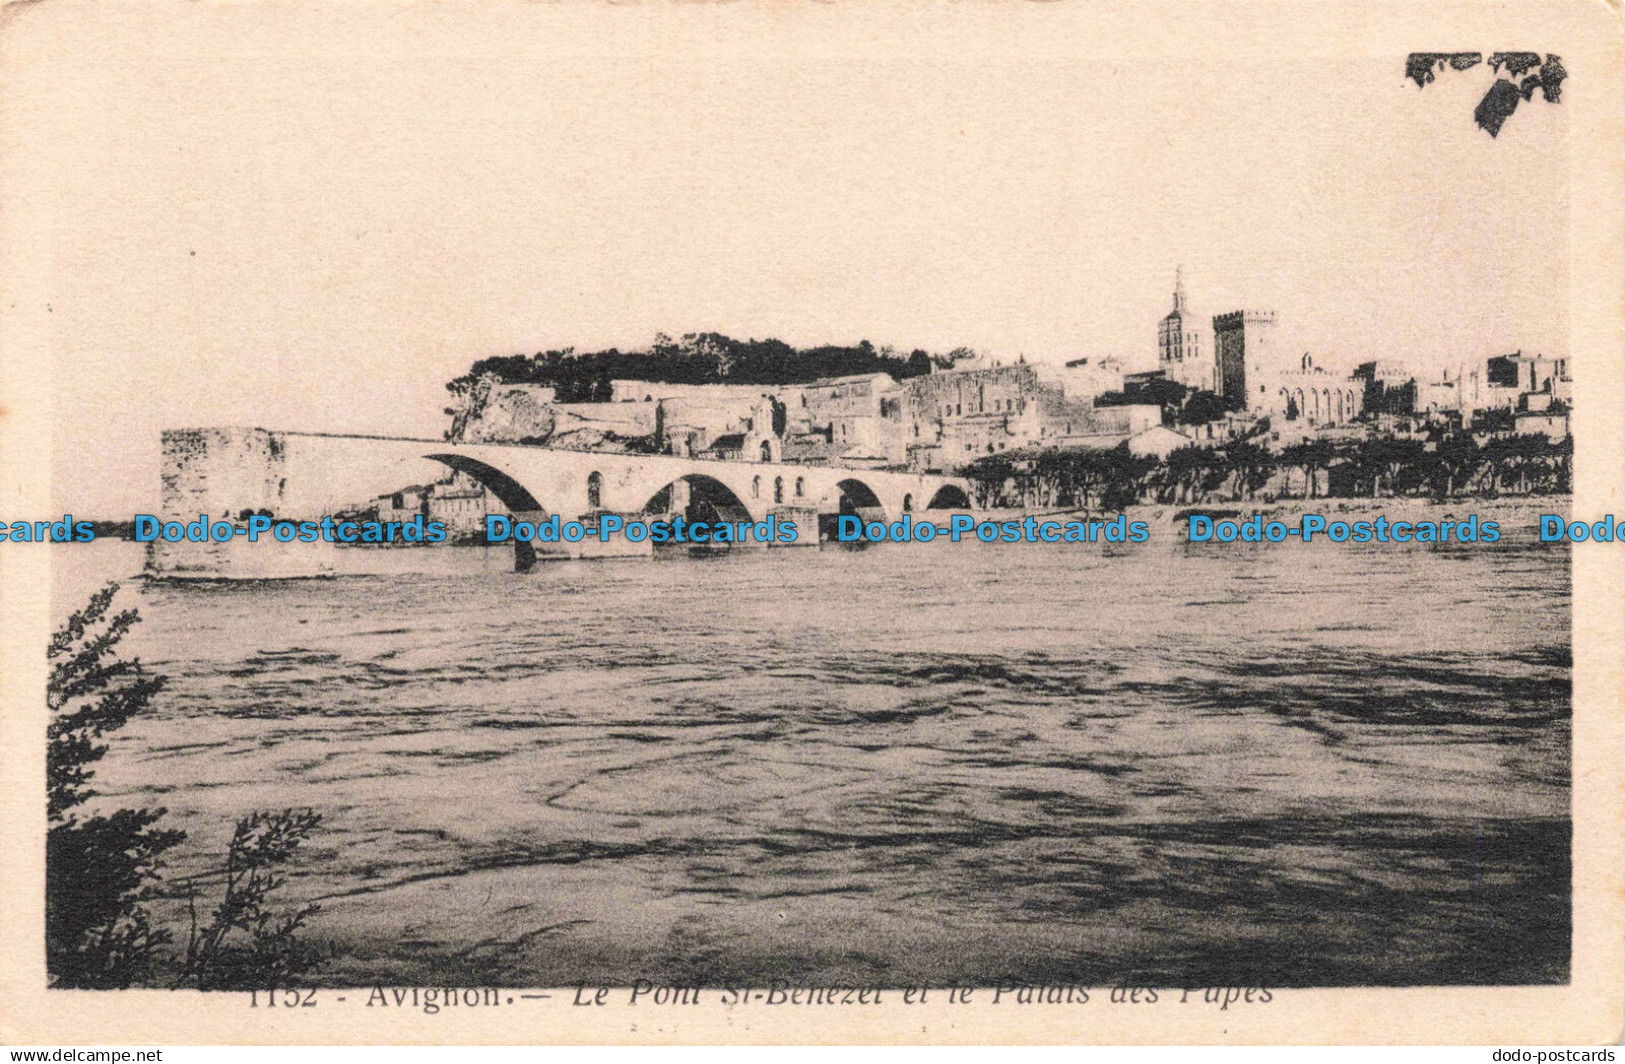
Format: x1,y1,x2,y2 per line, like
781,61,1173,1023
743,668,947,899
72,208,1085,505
154,428,973,571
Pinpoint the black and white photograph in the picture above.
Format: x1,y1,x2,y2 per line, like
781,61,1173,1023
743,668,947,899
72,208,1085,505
1,0,1620,1048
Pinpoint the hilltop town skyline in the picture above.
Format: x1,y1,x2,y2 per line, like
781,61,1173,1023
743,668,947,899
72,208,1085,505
47,279,1568,521
434,260,1568,386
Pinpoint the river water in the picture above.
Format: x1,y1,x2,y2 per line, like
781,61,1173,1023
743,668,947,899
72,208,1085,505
67,498,1569,988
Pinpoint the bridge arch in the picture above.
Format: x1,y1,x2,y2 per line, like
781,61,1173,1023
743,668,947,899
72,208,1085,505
423,453,546,514
423,453,551,572
832,477,889,523
640,473,756,528
925,483,971,510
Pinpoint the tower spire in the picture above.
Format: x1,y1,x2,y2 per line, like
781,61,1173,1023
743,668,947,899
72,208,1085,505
1172,266,1187,313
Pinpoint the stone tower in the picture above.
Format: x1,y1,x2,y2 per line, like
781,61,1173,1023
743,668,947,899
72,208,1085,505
1212,308,1280,411
1157,267,1217,393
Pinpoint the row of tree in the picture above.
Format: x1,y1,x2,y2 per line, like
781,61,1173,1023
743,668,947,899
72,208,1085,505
963,433,1572,511
445,333,973,403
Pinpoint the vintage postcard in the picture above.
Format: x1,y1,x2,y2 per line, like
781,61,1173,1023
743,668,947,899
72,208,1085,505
0,0,1621,1047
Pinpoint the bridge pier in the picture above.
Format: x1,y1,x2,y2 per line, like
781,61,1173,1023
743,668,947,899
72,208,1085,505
504,509,548,572
577,512,656,562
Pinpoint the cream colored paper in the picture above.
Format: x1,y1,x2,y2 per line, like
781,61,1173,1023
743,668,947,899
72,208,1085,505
0,0,1620,1045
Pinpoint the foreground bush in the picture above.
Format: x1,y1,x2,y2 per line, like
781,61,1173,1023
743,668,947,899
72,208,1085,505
46,583,185,988
48,583,325,990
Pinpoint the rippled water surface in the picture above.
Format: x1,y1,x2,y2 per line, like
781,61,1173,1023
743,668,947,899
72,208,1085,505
72,499,1570,987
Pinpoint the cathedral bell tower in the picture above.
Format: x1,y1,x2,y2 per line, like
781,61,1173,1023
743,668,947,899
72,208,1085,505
1158,266,1215,393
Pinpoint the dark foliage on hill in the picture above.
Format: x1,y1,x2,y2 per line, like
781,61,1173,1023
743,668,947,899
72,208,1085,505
447,333,954,403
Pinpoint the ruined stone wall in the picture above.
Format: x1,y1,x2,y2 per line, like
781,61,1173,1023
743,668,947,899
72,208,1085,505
159,428,288,519
151,428,296,575
549,403,658,444
610,380,781,404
